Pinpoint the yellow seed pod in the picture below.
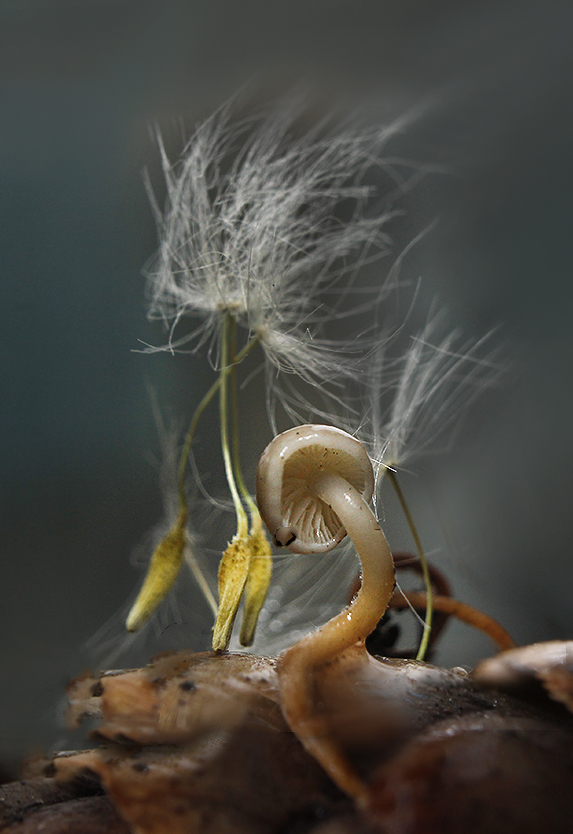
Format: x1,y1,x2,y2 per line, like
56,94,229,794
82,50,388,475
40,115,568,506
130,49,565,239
239,526,272,647
212,535,251,652
126,509,188,632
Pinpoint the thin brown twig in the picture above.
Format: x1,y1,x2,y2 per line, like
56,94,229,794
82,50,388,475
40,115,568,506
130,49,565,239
389,591,516,653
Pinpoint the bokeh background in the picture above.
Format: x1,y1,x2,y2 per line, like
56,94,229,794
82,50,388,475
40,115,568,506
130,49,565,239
2,0,573,775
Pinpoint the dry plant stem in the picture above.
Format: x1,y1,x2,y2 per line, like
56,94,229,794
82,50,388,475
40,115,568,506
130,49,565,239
176,331,260,508
279,471,395,806
387,469,433,661
212,313,251,651
228,320,273,646
390,591,517,652
183,537,218,618
229,317,255,518
125,332,260,633
219,314,248,538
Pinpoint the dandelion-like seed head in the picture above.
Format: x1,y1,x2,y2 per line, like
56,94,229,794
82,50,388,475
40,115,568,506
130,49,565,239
143,95,416,405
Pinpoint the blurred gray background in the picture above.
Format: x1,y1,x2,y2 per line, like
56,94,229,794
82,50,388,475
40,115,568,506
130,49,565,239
2,0,573,775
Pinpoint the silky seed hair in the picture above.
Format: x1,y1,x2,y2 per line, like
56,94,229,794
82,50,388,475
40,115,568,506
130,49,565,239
142,94,428,425
364,309,503,478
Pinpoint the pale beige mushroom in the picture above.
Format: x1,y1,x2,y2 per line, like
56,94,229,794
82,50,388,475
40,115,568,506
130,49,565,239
473,640,573,712
257,424,396,805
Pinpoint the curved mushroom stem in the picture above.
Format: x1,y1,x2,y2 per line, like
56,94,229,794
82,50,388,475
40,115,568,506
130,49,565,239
278,470,395,805
306,470,395,662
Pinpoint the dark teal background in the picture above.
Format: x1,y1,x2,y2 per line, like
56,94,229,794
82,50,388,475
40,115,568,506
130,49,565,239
1,0,573,775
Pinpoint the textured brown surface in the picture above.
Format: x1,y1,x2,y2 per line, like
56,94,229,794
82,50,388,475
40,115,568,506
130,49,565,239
366,712,573,833
4,646,573,833
53,722,346,834
2,796,129,834
0,776,103,830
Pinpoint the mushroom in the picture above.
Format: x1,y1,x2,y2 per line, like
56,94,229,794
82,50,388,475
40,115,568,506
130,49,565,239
256,424,396,804
473,640,573,711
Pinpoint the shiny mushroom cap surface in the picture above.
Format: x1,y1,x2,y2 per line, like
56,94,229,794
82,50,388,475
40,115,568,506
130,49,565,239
256,424,375,555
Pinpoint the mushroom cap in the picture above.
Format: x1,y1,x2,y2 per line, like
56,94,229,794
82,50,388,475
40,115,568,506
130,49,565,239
256,424,375,555
473,640,573,689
